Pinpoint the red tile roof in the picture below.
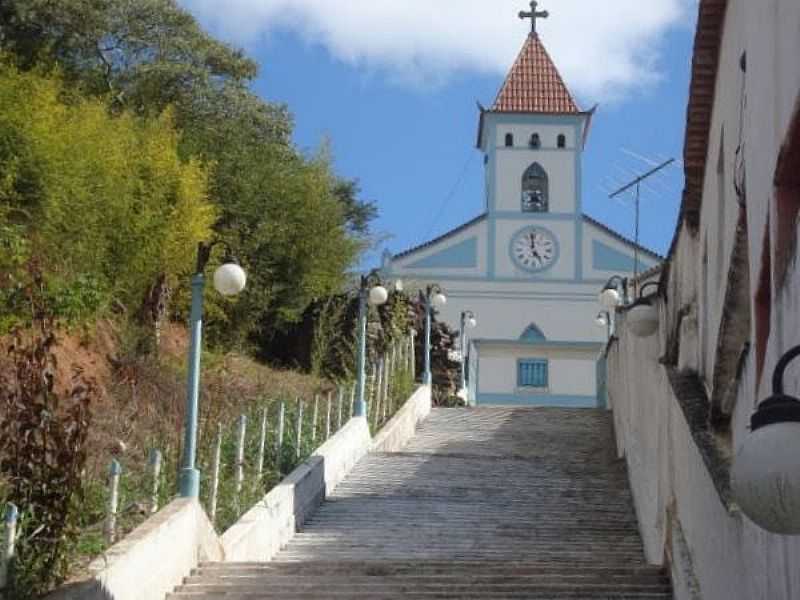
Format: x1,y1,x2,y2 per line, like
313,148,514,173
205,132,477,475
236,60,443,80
491,33,579,114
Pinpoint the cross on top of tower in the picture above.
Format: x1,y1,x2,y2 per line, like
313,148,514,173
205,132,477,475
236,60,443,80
518,1,549,35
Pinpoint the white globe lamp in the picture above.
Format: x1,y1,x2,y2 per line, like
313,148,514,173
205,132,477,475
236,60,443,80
599,287,621,310
431,292,447,308
731,347,800,535
213,262,247,296
627,302,659,338
368,285,389,306
467,317,477,329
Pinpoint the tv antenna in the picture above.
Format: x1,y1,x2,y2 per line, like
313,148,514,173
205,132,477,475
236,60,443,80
609,157,675,290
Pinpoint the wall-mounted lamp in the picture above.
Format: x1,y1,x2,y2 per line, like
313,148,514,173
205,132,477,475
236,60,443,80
595,310,611,339
627,281,660,338
731,346,800,534
598,275,629,310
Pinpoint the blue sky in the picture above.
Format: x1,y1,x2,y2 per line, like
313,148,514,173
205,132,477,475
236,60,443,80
181,1,697,266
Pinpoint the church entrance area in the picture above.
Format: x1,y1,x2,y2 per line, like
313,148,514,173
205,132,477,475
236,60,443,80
468,340,605,408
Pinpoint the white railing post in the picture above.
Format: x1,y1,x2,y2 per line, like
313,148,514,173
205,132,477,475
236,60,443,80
148,449,162,514
277,401,285,471
311,394,320,444
105,459,121,544
235,415,247,501
325,391,332,439
350,383,356,418
337,386,344,430
295,398,304,460
209,423,223,525
410,329,417,381
256,408,268,481
0,503,18,593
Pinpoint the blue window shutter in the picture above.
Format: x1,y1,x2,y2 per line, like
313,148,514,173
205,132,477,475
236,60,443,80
518,359,548,388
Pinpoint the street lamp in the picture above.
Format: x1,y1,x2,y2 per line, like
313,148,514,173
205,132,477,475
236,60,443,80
354,270,395,417
179,241,246,498
731,346,800,534
459,310,477,391
423,284,447,385
627,281,660,338
598,275,630,310
595,311,611,339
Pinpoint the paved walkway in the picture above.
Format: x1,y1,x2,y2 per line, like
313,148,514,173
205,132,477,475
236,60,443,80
170,407,672,598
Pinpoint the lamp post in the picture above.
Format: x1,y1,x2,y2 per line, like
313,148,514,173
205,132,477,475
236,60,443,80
423,284,447,385
179,241,247,498
731,346,800,534
459,310,477,391
354,270,391,418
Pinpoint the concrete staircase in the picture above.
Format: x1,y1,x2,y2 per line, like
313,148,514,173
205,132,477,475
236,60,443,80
168,407,672,599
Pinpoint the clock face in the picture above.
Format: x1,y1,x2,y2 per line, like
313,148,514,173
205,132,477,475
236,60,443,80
511,227,558,272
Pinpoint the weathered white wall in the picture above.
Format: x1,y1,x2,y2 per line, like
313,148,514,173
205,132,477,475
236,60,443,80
608,307,800,600
478,343,598,398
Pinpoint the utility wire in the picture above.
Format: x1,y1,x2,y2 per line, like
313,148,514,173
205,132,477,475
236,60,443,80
420,151,476,243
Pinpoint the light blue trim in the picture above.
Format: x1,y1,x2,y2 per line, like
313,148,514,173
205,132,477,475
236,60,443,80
488,217,497,278
484,113,586,127
389,272,611,285
574,121,584,281
596,354,608,409
473,339,602,351
507,225,560,274
517,358,549,388
407,237,478,269
477,393,598,408
592,240,653,272
519,323,547,341
492,211,576,221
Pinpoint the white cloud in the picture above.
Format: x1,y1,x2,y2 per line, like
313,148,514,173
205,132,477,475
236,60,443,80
180,0,694,102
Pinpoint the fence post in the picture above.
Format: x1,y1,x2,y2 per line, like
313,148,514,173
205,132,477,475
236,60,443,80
337,386,344,430
256,408,268,481
0,503,18,593
311,394,320,444
295,398,304,460
277,401,285,472
148,449,162,514
409,329,416,380
235,415,247,502
105,459,122,544
325,391,332,439
209,423,223,525
375,358,384,415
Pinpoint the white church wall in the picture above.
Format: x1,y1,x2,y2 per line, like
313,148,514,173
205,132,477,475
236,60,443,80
494,219,576,279
493,122,577,150
477,343,598,402
494,148,577,214
390,219,488,278
427,287,607,344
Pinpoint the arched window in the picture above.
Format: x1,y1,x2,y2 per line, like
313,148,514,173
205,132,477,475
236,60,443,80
557,134,566,149
521,162,549,212
520,323,547,341
529,133,541,149
505,133,514,147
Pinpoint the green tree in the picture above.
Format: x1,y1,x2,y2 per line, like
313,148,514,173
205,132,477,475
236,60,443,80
0,62,215,328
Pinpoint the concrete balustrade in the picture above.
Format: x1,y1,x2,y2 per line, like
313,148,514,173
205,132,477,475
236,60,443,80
47,385,431,600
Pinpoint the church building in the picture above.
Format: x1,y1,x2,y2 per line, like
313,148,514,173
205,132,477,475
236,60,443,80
382,8,661,407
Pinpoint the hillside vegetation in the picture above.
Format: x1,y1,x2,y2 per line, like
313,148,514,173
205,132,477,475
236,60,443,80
0,1,389,596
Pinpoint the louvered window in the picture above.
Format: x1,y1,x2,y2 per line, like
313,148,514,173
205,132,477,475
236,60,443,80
518,359,548,388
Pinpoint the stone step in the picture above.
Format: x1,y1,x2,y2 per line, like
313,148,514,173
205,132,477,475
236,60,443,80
168,408,672,600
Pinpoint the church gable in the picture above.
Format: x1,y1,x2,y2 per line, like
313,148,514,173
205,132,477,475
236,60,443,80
388,215,487,276
583,215,661,279
407,237,478,269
